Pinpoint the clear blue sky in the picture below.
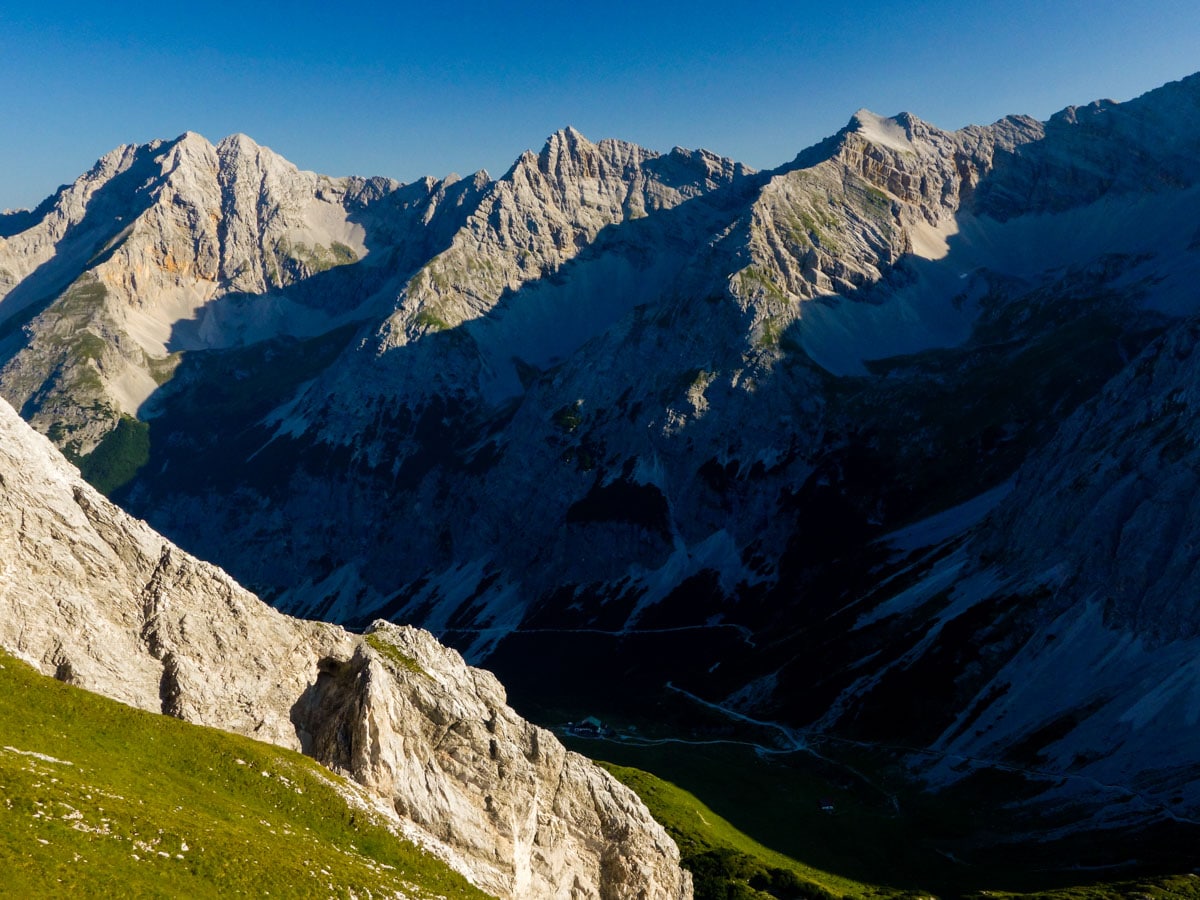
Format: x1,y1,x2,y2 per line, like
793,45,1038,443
2,1,1198,210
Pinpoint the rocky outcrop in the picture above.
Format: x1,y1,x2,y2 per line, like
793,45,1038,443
299,623,687,897
0,396,690,899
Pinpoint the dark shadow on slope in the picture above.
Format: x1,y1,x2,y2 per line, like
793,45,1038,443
0,188,65,238
128,88,1196,654
462,167,768,395
116,173,495,590
289,654,363,767
116,158,769,598
470,105,1200,887
119,164,491,495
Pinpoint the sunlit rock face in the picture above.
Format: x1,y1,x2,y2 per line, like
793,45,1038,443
0,397,691,899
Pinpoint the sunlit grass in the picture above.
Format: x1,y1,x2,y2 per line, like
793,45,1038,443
0,649,491,898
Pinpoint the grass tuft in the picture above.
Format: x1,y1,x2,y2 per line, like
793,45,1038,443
364,633,428,677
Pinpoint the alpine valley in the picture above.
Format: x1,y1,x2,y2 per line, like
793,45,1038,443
5,71,1200,897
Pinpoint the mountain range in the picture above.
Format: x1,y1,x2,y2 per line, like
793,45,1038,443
5,71,1200,891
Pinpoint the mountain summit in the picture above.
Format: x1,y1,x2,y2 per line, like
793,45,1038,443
5,73,1200,877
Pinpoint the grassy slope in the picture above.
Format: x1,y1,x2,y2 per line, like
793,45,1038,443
598,761,896,900
0,650,491,899
575,738,942,896
601,758,1200,900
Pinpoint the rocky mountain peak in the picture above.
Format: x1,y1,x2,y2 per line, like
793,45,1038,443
970,73,1200,220
367,126,749,356
0,126,405,454
547,123,589,148
532,126,657,187
1049,97,1120,126
846,108,917,151
215,130,271,159
91,140,160,180
169,130,215,152
10,74,1200,880
154,131,219,186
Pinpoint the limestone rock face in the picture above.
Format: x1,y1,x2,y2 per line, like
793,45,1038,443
974,73,1200,218
735,108,1044,315
382,127,752,346
0,397,690,900
0,131,465,454
19,75,1188,670
299,623,687,899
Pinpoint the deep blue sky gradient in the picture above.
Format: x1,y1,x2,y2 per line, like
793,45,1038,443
2,1,1198,209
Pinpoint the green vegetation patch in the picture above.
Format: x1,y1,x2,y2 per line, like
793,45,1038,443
414,309,452,332
77,415,150,497
738,267,787,304
145,351,182,387
70,331,108,364
577,691,1200,899
273,238,359,280
862,186,890,211
329,242,358,266
364,633,427,677
600,762,867,900
0,649,489,899
553,400,584,433
55,276,109,317
757,317,783,350
968,874,1200,899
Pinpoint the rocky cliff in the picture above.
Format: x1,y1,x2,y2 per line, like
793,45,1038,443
6,71,1200,856
0,396,690,899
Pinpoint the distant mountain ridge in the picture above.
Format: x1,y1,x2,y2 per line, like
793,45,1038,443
5,71,1200,864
